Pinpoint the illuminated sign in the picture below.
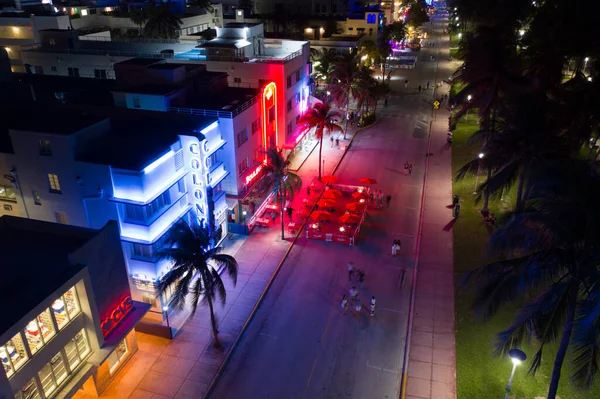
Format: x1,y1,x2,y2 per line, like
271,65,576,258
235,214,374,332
245,164,263,185
262,82,278,159
101,296,134,337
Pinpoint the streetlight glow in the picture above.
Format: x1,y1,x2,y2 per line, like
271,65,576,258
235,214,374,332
458,33,462,39
585,57,590,62
519,29,525,37
478,153,484,159
327,91,331,95
455,16,458,21
467,95,472,101
504,349,527,399
163,305,169,312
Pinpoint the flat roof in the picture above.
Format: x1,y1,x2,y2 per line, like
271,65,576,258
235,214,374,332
199,38,251,49
76,109,215,171
113,84,184,96
184,87,260,112
223,22,261,28
147,63,185,70
116,58,163,67
0,216,98,337
5,108,107,136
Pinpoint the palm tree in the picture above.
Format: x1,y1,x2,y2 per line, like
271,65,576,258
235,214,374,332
311,48,338,85
297,103,342,179
263,148,302,240
143,2,182,39
329,51,361,138
158,221,239,348
188,0,214,12
129,7,147,33
460,157,600,399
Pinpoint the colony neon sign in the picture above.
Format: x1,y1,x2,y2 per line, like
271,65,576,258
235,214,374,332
101,296,134,338
262,82,278,160
245,164,263,185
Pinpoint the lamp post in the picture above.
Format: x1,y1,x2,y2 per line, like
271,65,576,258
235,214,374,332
466,94,472,122
585,57,589,70
504,349,527,399
163,305,172,339
473,153,484,194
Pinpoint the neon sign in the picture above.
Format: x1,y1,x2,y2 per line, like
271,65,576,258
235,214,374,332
101,296,134,337
245,164,263,185
262,82,278,160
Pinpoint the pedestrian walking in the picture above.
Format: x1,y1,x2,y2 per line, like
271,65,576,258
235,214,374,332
391,240,398,256
355,299,362,313
330,136,334,148
287,206,293,218
307,186,311,195
357,269,365,284
335,137,340,148
341,295,348,313
348,262,355,281
370,296,376,316
409,164,413,176
404,79,409,88
404,161,409,176
426,81,430,90
418,84,422,92
384,97,388,107
349,286,358,301
386,194,392,208
395,239,401,254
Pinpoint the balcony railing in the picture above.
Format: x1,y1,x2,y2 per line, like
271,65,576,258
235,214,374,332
167,93,259,119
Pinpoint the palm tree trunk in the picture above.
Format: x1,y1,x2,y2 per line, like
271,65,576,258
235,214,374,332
279,184,285,240
344,100,350,140
547,283,579,399
206,293,221,348
483,166,491,211
318,136,323,179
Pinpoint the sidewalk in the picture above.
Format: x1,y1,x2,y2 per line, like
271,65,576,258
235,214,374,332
405,12,457,399
73,125,362,399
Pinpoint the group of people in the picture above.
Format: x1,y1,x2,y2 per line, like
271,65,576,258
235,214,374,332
343,262,376,316
391,239,402,256
329,135,342,149
369,189,392,208
404,161,413,176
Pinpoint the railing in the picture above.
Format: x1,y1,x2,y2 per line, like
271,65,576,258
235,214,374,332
167,93,260,119
251,49,302,64
21,44,174,59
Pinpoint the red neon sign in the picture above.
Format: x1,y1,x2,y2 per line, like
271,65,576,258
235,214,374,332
245,164,263,185
101,296,134,337
262,82,278,160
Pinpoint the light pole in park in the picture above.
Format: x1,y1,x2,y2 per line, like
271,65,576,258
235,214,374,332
163,305,173,339
473,153,484,194
466,94,472,122
504,349,527,399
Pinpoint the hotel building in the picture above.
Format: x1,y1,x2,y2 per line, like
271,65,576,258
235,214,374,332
0,216,150,399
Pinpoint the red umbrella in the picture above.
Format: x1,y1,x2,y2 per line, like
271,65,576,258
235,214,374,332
346,202,365,212
323,189,342,199
321,175,339,184
310,210,332,221
339,214,361,224
352,191,369,200
360,177,377,185
317,199,336,208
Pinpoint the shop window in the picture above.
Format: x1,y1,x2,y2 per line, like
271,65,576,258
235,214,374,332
1,332,28,378
38,353,67,397
48,174,61,194
24,309,56,355
0,184,17,202
39,139,52,156
107,339,129,375
14,378,41,399
64,330,89,371
52,286,80,330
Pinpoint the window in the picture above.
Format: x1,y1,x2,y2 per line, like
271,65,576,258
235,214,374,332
34,66,43,75
94,69,107,79
64,330,89,371
287,122,293,137
3,204,12,211
132,96,141,108
52,286,80,330
174,150,184,171
314,3,319,12
125,191,171,223
233,77,241,83
0,184,17,202
32,190,41,205
295,92,301,104
268,106,275,122
49,38,56,46
296,70,301,82
177,178,185,193
51,66,57,72
238,157,249,176
48,174,61,193
287,99,292,112
89,7,96,14
107,339,129,375
14,378,41,399
367,14,377,24
38,353,67,397
259,79,269,88
24,309,56,355
39,139,52,155
251,118,261,134
67,67,79,77
236,127,249,147
332,4,337,12
55,211,68,224
1,333,29,378
321,4,326,12
287,75,292,88
131,233,169,260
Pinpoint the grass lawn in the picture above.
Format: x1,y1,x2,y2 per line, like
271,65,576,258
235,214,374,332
452,119,600,398
449,47,459,60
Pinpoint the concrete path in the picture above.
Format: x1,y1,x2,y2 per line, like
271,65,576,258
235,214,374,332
72,121,359,399
405,9,458,399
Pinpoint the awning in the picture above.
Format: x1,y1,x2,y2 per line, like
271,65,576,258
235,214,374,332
283,128,309,150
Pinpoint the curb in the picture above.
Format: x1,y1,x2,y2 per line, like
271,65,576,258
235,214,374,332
203,120,376,399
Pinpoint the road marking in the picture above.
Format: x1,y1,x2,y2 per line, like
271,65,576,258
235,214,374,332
306,356,319,391
366,361,399,374
321,316,332,341
259,332,278,340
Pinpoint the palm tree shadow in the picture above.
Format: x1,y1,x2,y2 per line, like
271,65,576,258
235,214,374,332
443,218,456,231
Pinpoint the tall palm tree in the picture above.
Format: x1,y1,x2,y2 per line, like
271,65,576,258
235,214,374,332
188,0,214,12
158,221,239,348
329,51,361,138
461,157,600,399
129,7,147,33
311,48,338,85
297,103,342,179
143,2,182,39
263,148,302,240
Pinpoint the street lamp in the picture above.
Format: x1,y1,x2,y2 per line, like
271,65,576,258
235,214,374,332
466,95,472,122
163,305,173,339
504,349,527,399
519,29,525,37
458,32,462,39
473,153,484,194
585,57,590,70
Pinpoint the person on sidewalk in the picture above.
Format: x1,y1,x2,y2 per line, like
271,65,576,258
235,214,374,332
348,262,355,281
404,161,409,176
341,295,348,314
349,286,358,303
357,269,365,284
287,206,293,218
404,80,409,88
335,137,340,148
426,81,430,90
370,296,376,317
395,239,402,254
330,136,334,148
386,194,392,208
355,298,362,314
418,84,422,92
409,164,413,176
392,240,398,256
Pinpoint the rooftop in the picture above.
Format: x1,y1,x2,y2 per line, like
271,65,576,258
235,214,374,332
223,22,261,28
5,107,107,136
113,84,184,96
0,216,97,337
147,63,186,70
198,38,251,49
184,87,260,112
115,57,163,66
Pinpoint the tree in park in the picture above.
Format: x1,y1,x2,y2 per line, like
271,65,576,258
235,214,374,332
143,2,182,39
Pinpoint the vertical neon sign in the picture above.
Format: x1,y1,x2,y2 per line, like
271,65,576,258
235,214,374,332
262,82,278,161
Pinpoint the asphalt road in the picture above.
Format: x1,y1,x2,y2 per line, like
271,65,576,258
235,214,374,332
210,14,447,399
